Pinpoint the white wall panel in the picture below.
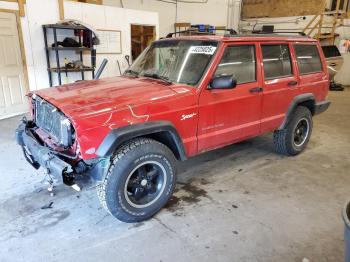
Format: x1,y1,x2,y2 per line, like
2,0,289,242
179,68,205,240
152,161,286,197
0,1,18,10
64,1,83,21
103,0,228,37
0,0,159,90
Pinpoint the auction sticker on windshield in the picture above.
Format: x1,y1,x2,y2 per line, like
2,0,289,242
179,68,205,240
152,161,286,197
189,46,217,55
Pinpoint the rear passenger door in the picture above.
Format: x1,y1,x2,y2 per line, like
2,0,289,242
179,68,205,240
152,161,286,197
260,43,299,132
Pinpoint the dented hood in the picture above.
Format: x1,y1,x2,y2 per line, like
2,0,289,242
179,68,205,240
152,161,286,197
35,76,184,120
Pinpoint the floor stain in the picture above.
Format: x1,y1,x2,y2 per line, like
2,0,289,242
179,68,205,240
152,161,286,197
164,195,181,213
0,185,76,220
132,222,145,228
165,179,213,216
181,181,212,204
1,210,70,241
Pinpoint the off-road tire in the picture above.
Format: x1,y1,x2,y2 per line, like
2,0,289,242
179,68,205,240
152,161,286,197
273,106,313,156
97,138,177,222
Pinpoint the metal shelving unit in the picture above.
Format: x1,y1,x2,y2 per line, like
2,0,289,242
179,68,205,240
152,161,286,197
42,24,96,86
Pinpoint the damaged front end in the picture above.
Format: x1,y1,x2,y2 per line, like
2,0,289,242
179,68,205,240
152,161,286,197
16,118,78,185
15,96,109,190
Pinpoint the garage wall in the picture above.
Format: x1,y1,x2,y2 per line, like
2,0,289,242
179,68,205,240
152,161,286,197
0,0,158,91
103,0,234,37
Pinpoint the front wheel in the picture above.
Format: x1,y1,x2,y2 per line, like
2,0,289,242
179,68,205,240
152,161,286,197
273,106,313,156
97,138,177,223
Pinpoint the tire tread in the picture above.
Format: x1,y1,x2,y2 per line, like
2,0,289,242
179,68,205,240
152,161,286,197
97,137,175,222
273,106,312,156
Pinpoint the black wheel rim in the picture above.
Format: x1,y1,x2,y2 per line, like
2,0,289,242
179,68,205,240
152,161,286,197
293,118,309,147
124,161,166,208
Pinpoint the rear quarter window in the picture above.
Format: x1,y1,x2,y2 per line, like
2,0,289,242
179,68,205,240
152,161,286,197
294,44,323,75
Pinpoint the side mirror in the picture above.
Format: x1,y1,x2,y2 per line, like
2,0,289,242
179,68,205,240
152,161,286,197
209,75,237,89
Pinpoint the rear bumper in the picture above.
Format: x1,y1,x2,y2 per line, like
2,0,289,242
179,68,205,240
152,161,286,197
16,121,73,184
314,100,331,115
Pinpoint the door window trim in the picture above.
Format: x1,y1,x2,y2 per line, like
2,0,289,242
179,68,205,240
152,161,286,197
261,43,294,81
293,43,323,76
211,43,258,86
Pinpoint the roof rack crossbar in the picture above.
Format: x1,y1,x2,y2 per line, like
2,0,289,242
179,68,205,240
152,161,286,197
252,30,306,36
165,28,237,38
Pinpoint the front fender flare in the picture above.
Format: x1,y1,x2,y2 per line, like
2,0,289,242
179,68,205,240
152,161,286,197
96,121,187,160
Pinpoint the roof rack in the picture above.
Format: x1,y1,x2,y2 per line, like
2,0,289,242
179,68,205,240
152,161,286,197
252,30,306,36
162,29,307,40
165,28,237,38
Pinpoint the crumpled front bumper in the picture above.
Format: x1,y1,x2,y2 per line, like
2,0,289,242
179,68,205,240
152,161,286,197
15,120,73,184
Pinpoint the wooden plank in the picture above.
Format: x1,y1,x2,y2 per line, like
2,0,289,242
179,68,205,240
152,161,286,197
303,15,318,33
306,19,321,36
174,22,191,27
58,0,64,20
323,10,346,14
336,0,341,12
316,14,324,38
18,0,25,17
242,0,325,19
1,0,26,3
68,0,102,4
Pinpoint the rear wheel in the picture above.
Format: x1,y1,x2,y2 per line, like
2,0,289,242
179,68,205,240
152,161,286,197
273,106,313,156
97,138,177,222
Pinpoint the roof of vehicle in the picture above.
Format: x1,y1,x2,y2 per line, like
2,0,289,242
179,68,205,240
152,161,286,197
159,34,318,43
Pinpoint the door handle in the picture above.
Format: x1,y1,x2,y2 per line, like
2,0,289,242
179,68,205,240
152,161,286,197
249,87,263,93
287,81,298,86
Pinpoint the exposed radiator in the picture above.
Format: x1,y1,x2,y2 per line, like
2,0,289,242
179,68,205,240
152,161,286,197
34,96,73,147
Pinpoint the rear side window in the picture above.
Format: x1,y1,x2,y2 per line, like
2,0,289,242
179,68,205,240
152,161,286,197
294,44,323,74
262,44,293,79
214,45,256,84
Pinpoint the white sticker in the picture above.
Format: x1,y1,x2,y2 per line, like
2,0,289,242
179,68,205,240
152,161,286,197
189,46,217,55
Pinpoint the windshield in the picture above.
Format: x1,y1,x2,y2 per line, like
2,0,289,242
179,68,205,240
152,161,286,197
126,40,218,86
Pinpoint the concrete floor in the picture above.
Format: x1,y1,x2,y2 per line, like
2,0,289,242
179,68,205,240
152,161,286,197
0,89,349,262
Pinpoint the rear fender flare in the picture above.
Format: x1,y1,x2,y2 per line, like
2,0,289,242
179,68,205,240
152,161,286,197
279,93,315,130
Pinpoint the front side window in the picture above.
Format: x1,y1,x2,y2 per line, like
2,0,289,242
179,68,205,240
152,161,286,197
294,44,323,74
127,40,218,86
214,45,256,84
262,44,293,79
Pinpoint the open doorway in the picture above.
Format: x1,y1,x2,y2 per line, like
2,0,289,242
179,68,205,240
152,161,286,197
130,24,156,61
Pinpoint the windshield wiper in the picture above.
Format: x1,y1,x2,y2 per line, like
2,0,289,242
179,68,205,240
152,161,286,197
124,69,139,77
142,73,173,84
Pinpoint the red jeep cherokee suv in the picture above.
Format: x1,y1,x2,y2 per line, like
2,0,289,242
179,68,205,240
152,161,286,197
16,34,330,222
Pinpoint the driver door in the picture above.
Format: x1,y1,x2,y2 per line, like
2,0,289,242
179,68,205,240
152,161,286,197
197,43,263,153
